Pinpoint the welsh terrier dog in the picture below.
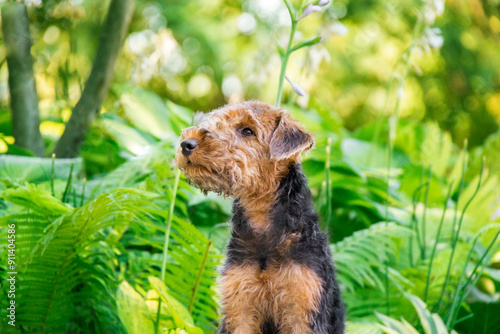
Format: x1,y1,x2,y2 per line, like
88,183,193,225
175,101,345,334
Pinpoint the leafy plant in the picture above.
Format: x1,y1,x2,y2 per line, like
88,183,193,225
0,185,154,333
377,293,458,334
0,175,222,333
332,222,411,292
129,210,223,333
116,278,205,334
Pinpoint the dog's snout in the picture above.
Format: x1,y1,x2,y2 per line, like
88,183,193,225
180,139,198,156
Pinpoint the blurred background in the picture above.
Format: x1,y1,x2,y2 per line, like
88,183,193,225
0,0,499,159
0,0,500,333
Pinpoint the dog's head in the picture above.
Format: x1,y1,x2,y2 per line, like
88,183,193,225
175,101,314,198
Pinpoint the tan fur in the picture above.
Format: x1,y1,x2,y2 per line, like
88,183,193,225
277,232,302,257
175,101,314,233
220,262,323,334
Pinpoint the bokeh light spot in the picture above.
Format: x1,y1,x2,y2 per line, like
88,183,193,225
188,74,212,98
43,26,61,45
237,13,257,34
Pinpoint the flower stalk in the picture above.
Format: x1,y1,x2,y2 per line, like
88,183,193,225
275,6,297,106
424,181,454,302
155,168,181,334
324,137,332,235
275,0,324,106
435,141,468,313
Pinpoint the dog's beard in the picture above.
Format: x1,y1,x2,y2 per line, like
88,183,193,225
182,166,233,197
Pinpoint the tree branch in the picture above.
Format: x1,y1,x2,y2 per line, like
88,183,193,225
53,0,135,158
1,2,45,157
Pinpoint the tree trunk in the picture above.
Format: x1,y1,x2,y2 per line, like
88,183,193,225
53,0,135,158
1,2,45,157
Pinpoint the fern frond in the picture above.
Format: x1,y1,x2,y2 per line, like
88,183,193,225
132,215,223,332
332,222,412,291
3,184,71,218
1,185,157,333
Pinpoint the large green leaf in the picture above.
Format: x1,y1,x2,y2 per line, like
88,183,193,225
376,293,459,334
148,276,203,334
117,281,155,334
99,115,155,155
120,87,174,140
0,155,82,185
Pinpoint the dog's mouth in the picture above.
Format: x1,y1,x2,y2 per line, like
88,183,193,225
178,158,232,196
175,152,196,170
184,159,207,171
178,157,211,176
183,157,203,168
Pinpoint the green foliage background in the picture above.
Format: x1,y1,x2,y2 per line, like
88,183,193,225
1,0,500,333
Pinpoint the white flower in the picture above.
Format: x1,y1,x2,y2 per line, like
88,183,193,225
285,76,306,96
125,28,187,83
424,0,445,24
328,22,348,36
127,30,153,56
432,0,445,16
425,27,444,50
22,0,42,7
318,0,329,6
423,6,436,25
297,4,322,21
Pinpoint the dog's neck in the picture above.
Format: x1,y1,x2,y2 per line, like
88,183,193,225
234,163,313,234
236,192,276,232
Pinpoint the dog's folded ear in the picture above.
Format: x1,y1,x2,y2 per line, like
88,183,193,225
270,112,314,160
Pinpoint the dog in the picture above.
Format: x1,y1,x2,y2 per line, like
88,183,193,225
175,101,345,333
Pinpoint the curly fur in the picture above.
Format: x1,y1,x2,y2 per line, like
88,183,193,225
175,101,345,334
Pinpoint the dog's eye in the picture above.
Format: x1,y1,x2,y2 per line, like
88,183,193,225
240,127,255,137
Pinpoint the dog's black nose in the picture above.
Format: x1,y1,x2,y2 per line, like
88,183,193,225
180,139,198,156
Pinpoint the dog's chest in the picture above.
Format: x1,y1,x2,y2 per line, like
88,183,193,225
219,259,324,327
230,230,302,270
